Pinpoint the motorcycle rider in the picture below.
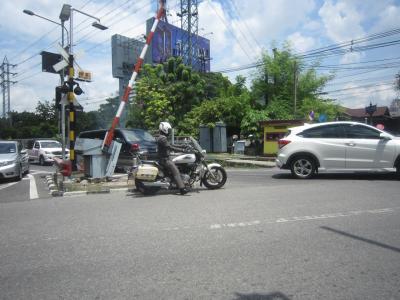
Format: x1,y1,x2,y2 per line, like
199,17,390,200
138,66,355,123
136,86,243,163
157,121,189,195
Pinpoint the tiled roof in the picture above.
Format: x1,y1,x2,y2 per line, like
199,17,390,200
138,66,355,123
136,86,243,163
344,106,390,117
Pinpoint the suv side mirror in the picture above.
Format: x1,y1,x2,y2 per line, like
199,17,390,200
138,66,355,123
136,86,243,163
379,133,391,140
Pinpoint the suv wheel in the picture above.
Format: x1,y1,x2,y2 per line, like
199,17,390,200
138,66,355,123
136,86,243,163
290,156,316,179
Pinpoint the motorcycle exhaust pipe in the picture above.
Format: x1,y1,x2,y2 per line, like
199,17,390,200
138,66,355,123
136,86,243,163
141,181,170,188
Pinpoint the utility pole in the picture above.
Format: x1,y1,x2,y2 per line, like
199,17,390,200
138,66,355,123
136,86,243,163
293,60,298,116
178,0,199,69
0,57,17,123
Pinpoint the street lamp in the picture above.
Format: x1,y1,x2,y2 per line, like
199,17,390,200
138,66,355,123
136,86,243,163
23,9,69,42
23,5,108,169
66,6,108,170
23,8,70,160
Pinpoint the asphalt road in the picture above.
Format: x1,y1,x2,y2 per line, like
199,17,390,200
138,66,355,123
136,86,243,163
1,168,399,299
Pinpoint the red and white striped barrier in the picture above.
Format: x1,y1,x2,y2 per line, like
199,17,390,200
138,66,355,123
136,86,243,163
102,2,165,151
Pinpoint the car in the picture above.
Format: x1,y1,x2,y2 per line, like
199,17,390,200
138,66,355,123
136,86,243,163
28,139,69,165
276,121,400,179
0,140,30,181
77,128,158,170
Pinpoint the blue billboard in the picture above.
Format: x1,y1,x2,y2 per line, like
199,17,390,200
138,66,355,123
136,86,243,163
146,18,210,72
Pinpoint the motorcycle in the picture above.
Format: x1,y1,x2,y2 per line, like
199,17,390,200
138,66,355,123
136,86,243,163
129,136,227,195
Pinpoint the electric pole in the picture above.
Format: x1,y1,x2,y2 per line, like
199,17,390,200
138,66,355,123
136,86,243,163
178,0,199,69
293,60,298,116
0,56,17,122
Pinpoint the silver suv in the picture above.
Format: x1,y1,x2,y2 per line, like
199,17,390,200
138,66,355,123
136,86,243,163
276,121,400,179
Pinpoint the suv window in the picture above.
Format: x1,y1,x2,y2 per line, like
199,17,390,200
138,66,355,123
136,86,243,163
343,124,381,139
79,130,106,139
122,129,155,142
299,124,345,138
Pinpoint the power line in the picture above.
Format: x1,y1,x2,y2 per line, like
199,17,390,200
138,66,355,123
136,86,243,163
322,86,395,98
226,0,262,51
322,81,394,94
206,0,253,61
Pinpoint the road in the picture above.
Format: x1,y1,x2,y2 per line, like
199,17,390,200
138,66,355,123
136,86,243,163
0,165,54,203
0,167,399,299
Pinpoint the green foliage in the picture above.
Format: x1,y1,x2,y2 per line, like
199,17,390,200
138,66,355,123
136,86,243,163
251,46,333,117
127,57,207,132
298,97,344,122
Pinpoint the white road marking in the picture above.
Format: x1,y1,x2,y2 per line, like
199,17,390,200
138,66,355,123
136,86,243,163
27,174,39,200
162,207,399,232
0,182,18,191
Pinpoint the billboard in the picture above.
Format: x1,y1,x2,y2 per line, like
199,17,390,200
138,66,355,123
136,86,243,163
146,18,210,72
111,34,146,79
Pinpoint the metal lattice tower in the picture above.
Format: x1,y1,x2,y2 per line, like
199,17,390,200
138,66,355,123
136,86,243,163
0,57,16,120
178,0,199,69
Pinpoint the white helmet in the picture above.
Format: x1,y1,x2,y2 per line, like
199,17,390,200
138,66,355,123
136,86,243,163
159,121,172,135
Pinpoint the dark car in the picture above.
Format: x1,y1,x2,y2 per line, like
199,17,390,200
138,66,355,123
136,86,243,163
78,128,157,170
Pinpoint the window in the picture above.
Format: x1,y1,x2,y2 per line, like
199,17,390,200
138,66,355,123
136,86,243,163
299,124,345,138
34,142,40,149
0,143,16,154
344,124,380,139
122,129,155,142
41,141,61,148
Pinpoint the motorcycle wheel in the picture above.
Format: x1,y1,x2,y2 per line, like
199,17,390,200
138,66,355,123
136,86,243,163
202,166,227,189
135,179,160,195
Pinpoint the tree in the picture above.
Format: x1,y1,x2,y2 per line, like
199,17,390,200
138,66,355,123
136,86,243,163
127,57,207,132
251,45,332,116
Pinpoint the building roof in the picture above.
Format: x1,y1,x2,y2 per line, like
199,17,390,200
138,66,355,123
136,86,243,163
344,106,390,118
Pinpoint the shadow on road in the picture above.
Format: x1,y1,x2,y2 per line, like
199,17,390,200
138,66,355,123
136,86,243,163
233,291,292,300
321,226,400,253
272,172,399,181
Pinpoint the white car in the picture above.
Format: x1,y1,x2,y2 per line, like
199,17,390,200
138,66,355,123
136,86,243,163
28,140,69,165
276,121,400,179
0,140,30,181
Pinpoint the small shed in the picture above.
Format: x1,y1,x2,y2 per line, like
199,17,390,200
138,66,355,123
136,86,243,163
259,119,304,155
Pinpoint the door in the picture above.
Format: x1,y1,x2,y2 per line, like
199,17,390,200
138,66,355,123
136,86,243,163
343,124,396,170
299,124,346,169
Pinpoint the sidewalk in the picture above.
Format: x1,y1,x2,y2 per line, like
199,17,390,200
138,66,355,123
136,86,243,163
206,153,276,168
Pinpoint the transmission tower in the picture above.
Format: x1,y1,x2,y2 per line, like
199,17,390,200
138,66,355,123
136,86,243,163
177,0,199,69
0,56,17,120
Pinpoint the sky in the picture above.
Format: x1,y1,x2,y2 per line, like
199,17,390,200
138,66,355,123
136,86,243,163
0,0,399,116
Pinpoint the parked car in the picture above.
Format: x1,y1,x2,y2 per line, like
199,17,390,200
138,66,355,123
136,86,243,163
276,121,400,179
78,128,158,170
0,140,30,181
28,139,69,165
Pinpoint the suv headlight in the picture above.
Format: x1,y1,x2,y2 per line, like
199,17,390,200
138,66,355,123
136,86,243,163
0,160,15,167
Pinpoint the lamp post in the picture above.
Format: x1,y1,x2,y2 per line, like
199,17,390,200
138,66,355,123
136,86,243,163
66,7,108,170
24,5,107,170
23,9,69,160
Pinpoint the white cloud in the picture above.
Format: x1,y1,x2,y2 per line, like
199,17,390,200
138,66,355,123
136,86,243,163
339,52,364,64
287,32,316,53
319,0,365,42
372,4,400,33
